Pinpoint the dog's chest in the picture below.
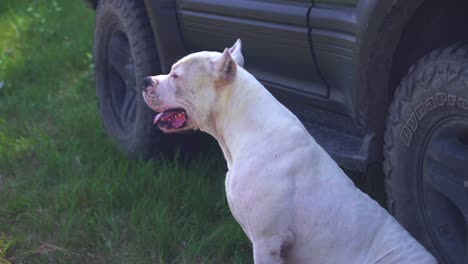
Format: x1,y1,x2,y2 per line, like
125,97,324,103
225,171,245,213
224,170,257,226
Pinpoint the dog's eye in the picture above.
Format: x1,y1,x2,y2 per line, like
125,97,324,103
170,73,178,79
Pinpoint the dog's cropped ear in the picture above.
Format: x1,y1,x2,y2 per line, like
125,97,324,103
214,48,237,82
229,39,244,68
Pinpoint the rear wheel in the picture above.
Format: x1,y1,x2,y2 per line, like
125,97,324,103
93,0,196,157
384,43,468,264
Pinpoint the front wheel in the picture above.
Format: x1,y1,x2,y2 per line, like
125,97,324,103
93,0,196,157
384,43,468,264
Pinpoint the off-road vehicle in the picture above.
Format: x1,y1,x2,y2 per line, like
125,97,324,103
85,0,468,263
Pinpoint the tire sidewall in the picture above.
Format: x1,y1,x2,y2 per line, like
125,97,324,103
94,0,161,157
386,50,468,263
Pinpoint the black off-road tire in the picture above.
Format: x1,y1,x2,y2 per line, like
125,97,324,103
93,0,192,157
384,43,468,264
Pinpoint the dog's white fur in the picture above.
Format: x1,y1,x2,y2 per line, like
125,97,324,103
142,40,437,263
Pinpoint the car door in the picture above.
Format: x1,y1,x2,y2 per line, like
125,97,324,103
175,0,328,98
308,0,358,116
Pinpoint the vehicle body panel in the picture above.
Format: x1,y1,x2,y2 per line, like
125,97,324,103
176,0,329,99
86,0,429,172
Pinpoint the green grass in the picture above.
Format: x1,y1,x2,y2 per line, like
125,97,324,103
0,1,250,263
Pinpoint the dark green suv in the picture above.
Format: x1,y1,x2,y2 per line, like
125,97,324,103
86,0,468,263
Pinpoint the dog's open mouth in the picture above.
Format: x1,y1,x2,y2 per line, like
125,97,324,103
154,108,188,130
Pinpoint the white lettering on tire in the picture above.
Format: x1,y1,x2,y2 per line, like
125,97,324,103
400,93,468,146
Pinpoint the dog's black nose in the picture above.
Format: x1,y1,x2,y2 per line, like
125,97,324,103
142,77,154,89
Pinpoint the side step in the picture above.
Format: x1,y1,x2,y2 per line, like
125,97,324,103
302,120,376,172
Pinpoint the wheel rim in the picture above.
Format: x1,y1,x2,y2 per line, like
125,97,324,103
420,116,468,264
103,27,137,137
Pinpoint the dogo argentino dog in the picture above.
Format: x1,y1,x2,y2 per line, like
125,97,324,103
142,40,437,264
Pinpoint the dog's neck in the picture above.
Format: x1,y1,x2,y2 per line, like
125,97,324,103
200,67,287,169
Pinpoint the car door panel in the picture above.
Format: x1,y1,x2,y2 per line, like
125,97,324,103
176,0,328,98
309,4,357,116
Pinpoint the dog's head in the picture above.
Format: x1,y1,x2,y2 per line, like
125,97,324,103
142,39,244,133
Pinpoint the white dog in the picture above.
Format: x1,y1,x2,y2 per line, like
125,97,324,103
142,40,437,263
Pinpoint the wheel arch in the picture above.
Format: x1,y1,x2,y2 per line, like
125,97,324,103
356,0,468,162
388,0,468,102
89,0,187,73
143,0,188,74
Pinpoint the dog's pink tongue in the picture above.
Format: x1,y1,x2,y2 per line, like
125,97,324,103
153,111,186,128
172,115,185,128
153,112,176,124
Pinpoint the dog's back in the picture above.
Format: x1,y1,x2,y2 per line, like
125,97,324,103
229,66,437,264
